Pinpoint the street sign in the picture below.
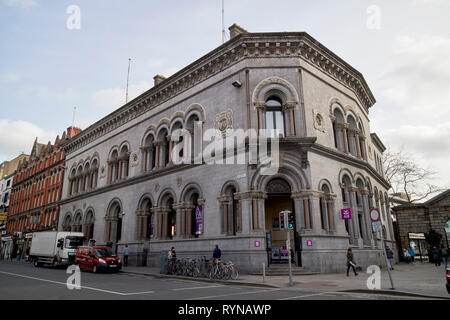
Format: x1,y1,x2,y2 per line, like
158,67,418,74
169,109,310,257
369,208,380,222
372,220,382,232
341,208,352,220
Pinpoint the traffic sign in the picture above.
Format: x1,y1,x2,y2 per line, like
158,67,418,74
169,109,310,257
372,220,382,232
369,208,380,222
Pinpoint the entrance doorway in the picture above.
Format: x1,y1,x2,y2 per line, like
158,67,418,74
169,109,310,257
264,178,296,266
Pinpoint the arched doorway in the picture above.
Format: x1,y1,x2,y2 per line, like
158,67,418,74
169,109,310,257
106,200,123,251
264,178,294,265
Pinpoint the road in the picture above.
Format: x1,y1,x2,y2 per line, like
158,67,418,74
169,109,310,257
0,261,424,300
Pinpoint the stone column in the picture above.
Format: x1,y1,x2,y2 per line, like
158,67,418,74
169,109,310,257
342,123,349,153
172,203,184,239
349,187,361,245
234,191,265,235
360,136,367,161
325,194,337,231
154,143,160,168
354,129,362,158
361,190,372,246
136,211,143,240
292,191,312,230
218,195,232,235
168,135,173,165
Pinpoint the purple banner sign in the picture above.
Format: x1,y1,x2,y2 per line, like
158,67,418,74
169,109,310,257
150,214,154,238
341,208,352,220
195,206,203,235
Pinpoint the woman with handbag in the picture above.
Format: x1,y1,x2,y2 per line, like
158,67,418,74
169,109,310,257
346,247,358,276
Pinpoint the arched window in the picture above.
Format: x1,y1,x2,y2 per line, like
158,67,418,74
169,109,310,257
265,96,285,138
119,145,130,180
332,106,346,152
186,114,202,164
142,134,156,172
108,150,119,184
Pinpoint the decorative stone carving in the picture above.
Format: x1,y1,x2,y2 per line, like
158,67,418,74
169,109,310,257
313,110,326,133
99,165,106,179
176,177,182,188
130,151,139,167
154,183,160,192
214,109,233,138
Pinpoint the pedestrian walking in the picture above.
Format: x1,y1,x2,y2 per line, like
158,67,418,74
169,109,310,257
431,247,440,267
346,247,358,276
440,246,448,268
386,246,394,270
408,247,415,265
15,247,22,262
213,244,221,264
123,244,129,267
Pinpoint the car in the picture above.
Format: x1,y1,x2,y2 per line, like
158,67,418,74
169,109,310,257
75,246,122,273
447,267,450,294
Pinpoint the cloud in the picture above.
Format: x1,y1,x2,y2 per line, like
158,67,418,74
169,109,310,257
0,119,58,162
0,72,22,84
92,80,152,110
2,0,38,8
376,33,450,121
381,122,450,187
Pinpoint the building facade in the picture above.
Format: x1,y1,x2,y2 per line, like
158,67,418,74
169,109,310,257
392,189,450,261
58,25,395,273
5,128,80,258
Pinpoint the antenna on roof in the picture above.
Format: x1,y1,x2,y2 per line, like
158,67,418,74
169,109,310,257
126,58,132,104
222,0,225,44
71,107,76,129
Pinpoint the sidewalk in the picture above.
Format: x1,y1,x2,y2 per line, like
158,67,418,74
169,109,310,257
121,261,450,299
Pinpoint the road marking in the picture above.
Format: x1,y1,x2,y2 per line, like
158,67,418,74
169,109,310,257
279,292,328,300
187,288,280,300
0,270,153,296
173,285,224,291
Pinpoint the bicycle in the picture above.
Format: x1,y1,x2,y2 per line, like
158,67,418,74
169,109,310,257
209,259,227,280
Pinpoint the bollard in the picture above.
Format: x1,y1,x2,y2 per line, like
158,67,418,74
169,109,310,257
262,262,265,283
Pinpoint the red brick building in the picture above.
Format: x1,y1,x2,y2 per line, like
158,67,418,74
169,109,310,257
5,127,81,256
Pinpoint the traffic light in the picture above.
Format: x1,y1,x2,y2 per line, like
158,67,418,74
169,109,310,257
279,212,285,229
288,212,294,229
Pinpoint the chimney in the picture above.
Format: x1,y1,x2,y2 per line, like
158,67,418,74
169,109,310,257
67,126,82,138
153,74,166,87
228,24,248,40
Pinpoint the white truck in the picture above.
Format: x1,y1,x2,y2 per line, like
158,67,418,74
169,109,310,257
29,231,85,267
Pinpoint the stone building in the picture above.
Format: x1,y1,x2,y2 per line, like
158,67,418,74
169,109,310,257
5,127,81,258
392,189,450,260
58,24,394,273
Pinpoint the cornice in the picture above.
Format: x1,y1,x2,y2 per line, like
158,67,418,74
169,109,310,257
63,32,376,155
310,143,391,190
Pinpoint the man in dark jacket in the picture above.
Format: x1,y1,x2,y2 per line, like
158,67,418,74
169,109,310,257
213,245,221,264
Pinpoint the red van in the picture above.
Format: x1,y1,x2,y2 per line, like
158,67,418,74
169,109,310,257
75,246,122,273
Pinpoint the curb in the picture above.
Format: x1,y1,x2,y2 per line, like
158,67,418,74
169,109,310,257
120,270,280,289
340,289,450,300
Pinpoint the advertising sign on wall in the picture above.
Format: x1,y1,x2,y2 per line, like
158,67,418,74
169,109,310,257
195,206,203,235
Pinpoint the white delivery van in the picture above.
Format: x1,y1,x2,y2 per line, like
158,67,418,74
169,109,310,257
29,231,85,267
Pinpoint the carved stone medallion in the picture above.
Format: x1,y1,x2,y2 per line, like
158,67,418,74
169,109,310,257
130,151,139,167
313,110,326,133
214,109,233,138
154,183,160,192
176,177,182,188
100,165,106,179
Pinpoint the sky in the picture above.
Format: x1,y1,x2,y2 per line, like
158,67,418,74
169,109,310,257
0,0,449,189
